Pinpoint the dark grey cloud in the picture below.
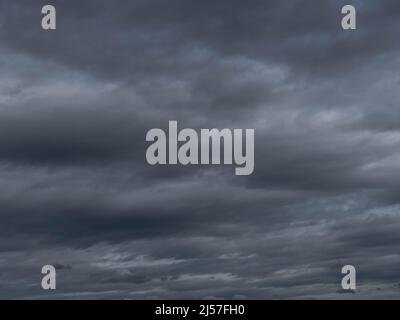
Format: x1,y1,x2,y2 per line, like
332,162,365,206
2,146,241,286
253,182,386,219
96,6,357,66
0,0,400,299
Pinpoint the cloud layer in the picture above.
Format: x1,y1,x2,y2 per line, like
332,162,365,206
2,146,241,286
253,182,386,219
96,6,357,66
1,0,400,299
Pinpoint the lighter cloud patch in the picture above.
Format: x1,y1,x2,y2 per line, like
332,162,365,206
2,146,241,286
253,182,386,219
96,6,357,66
178,273,238,282
361,153,400,172
92,254,186,270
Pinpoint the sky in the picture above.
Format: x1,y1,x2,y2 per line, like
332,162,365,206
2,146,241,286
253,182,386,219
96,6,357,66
1,0,400,299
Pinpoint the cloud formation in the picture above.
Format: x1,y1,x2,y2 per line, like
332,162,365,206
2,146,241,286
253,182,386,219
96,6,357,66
1,0,400,299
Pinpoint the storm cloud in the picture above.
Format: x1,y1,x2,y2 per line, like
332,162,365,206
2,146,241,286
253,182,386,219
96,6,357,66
1,0,400,299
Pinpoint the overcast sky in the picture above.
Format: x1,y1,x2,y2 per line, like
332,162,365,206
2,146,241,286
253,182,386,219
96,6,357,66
1,0,400,299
